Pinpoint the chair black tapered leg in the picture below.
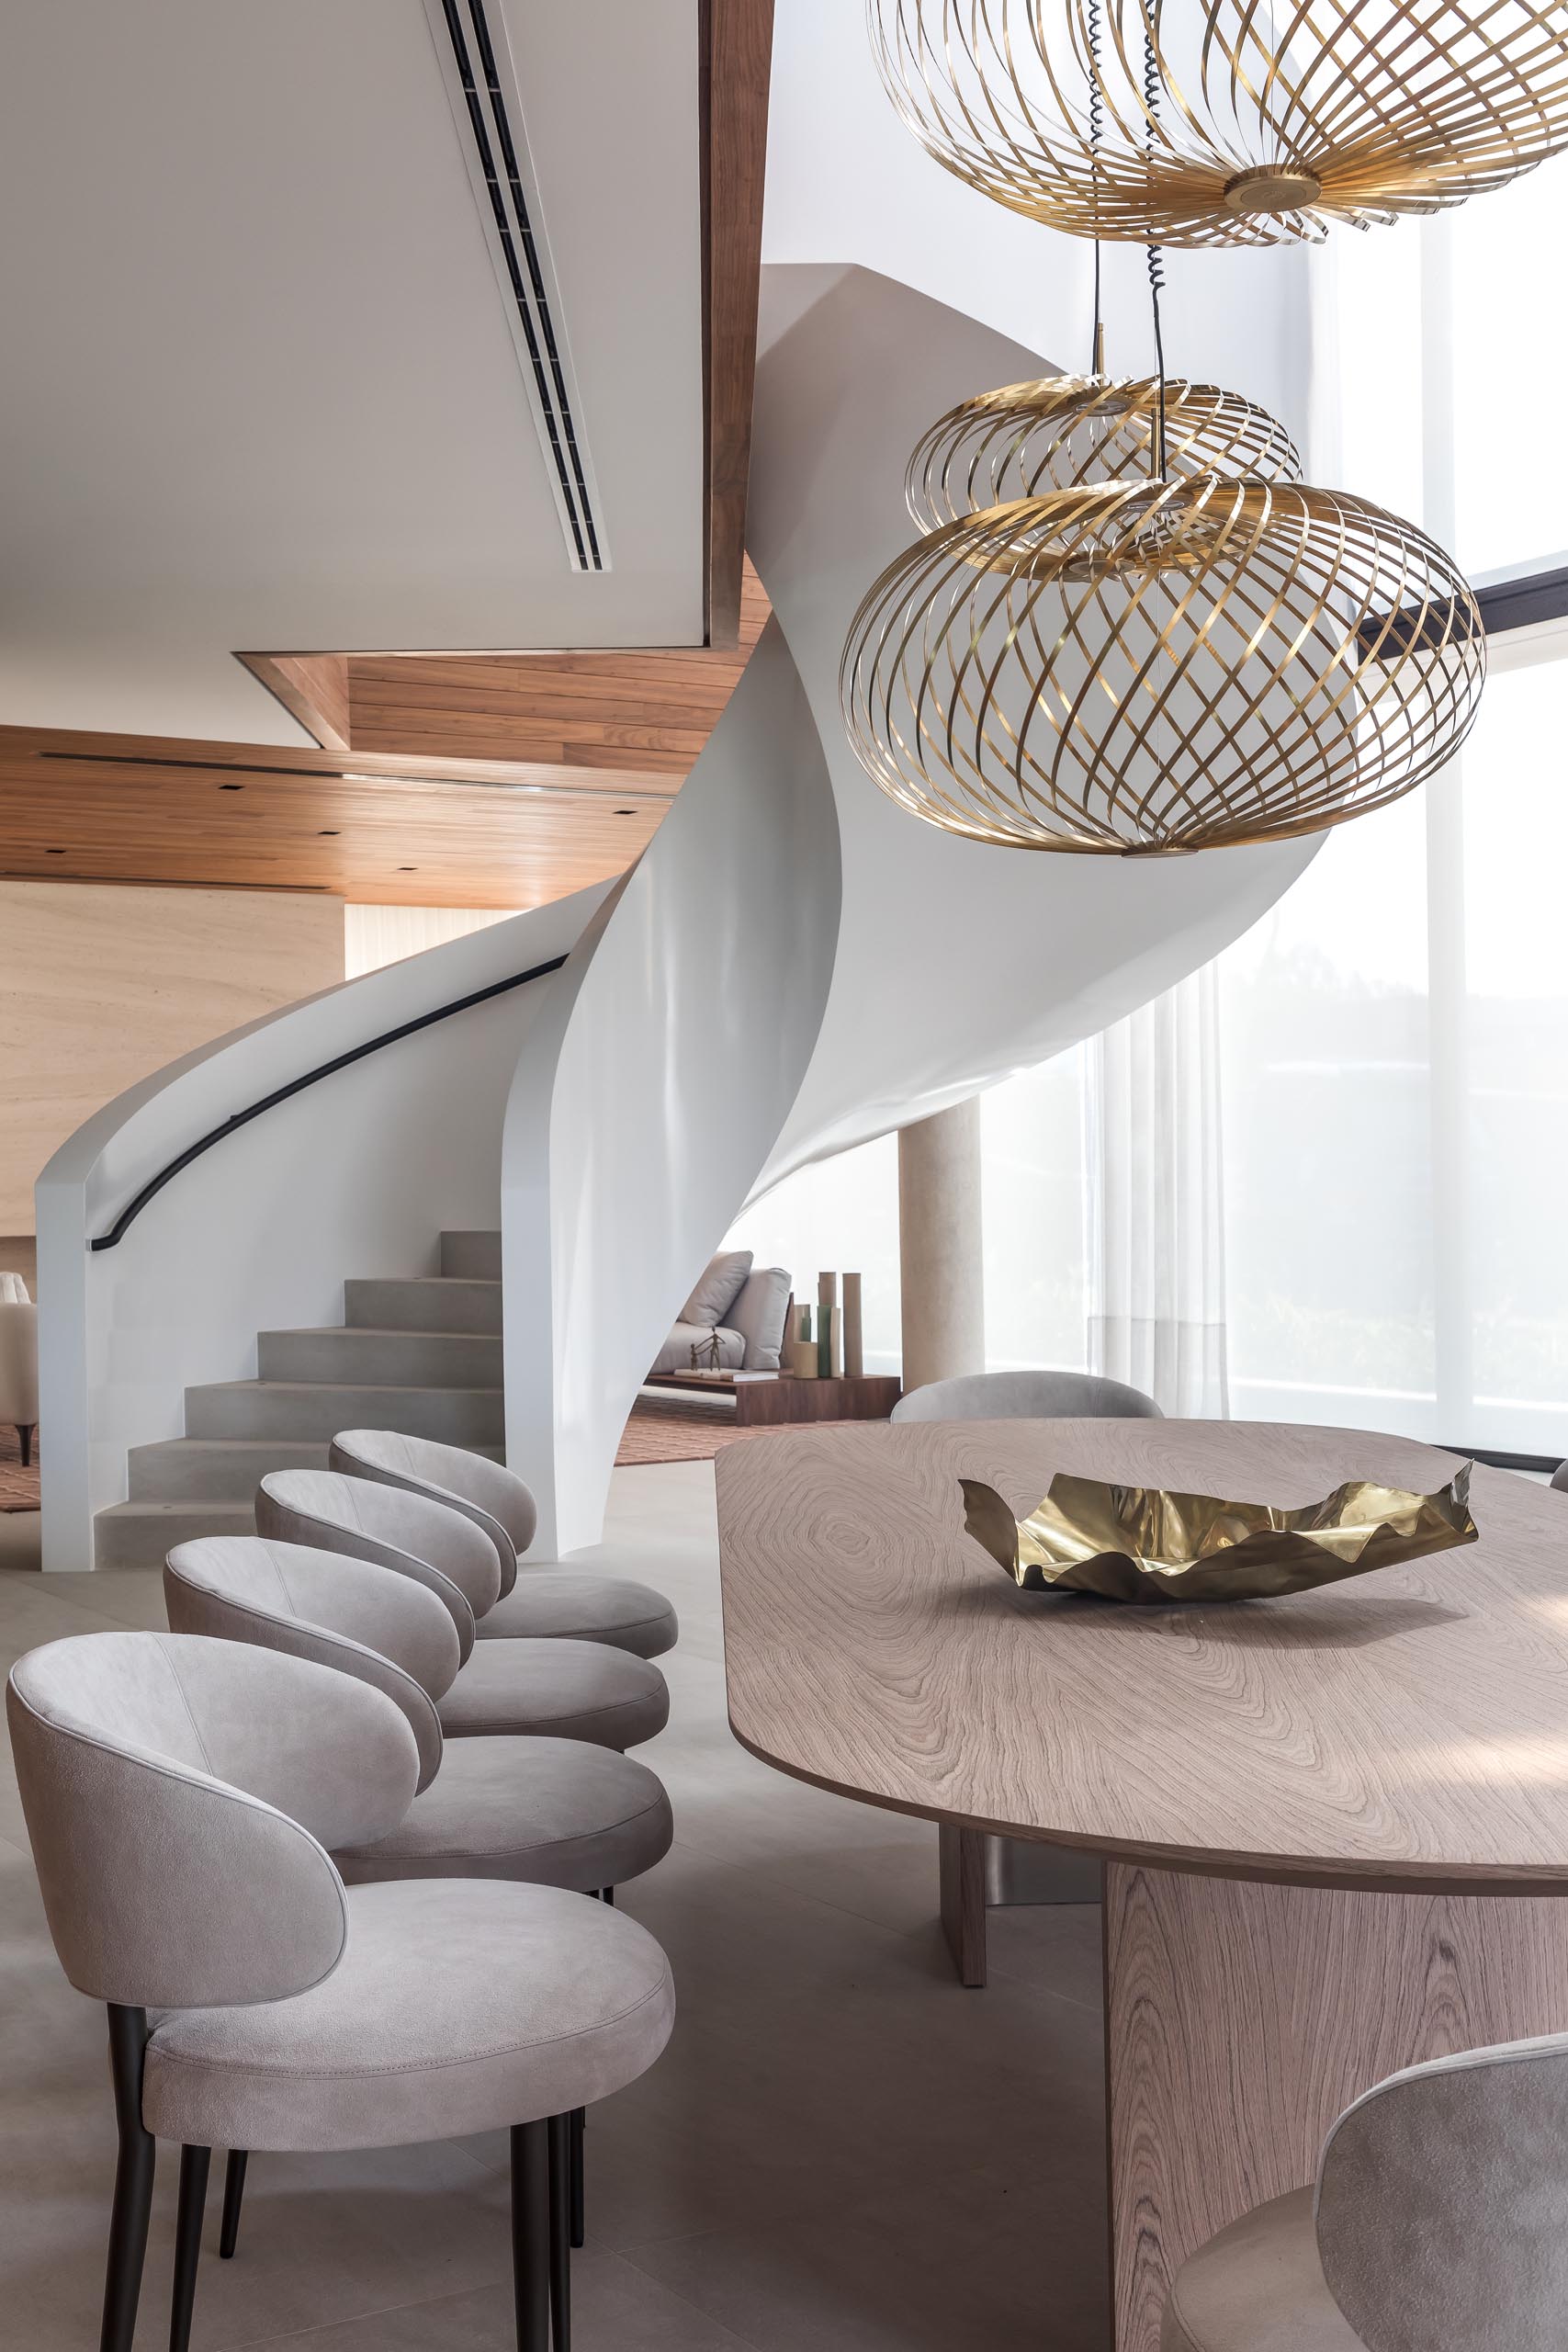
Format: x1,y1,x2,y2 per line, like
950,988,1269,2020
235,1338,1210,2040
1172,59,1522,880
569,2109,585,2249
547,2114,571,2352
219,2150,248,2258
169,2145,210,2352
511,2120,551,2352
101,2005,155,2352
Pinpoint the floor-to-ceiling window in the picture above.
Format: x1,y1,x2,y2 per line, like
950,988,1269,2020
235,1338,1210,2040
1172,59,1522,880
731,160,1568,1448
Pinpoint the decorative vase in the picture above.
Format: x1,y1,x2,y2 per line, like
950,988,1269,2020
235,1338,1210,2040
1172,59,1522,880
786,1305,818,1380
818,1272,837,1380
841,1272,863,1378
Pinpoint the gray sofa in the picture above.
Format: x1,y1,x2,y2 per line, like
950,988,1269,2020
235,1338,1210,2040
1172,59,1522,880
650,1250,792,1376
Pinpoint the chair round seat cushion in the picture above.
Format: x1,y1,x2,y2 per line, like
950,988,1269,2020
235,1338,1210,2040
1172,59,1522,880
437,1638,669,1749
333,1736,672,1893
1162,2188,1363,2352
142,1878,675,2152
477,1570,678,1659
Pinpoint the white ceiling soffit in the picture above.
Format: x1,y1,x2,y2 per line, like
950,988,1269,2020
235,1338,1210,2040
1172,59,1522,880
0,2,703,744
422,0,606,573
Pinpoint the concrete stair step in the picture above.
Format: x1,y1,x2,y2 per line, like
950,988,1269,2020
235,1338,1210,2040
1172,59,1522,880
344,1277,502,1335
94,1499,255,1571
440,1230,501,1281
256,1327,502,1386
128,1438,330,1502
184,1381,505,1443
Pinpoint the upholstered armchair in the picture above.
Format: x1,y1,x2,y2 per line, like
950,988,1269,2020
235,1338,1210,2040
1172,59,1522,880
0,1295,38,1467
6,1630,674,2352
327,1428,677,1654
254,1467,670,1747
1164,2031,1568,2351
892,1368,1162,1422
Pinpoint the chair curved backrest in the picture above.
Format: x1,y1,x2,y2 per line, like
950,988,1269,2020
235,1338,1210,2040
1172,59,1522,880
1551,1460,1568,1495
890,1369,1163,1424
1315,2030,1568,2352
255,1470,502,1658
329,1430,536,1593
6,1631,418,2008
166,1536,459,1792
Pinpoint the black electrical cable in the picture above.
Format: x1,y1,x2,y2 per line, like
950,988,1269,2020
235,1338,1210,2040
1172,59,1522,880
1089,0,1104,372
1143,13,1168,476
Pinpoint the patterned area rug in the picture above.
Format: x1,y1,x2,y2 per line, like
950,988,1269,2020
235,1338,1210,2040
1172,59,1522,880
615,1401,862,1465
0,1424,39,1513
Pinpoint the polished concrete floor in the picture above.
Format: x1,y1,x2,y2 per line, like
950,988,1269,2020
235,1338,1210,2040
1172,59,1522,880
0,1461,1108,2351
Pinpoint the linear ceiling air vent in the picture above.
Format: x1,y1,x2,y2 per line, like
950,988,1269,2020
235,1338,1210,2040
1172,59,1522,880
424,0,606,572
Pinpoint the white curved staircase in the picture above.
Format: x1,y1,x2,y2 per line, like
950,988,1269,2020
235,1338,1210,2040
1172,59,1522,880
93,1230,506,1566
42,264,1321,1574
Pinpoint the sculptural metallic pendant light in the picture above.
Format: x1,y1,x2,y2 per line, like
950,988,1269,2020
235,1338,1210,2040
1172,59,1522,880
840,472,1486,854
868,0,1568,245
842,0,1493,854
905,370,1301,527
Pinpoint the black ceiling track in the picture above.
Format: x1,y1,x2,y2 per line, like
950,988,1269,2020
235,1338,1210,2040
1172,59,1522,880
435,0,604,571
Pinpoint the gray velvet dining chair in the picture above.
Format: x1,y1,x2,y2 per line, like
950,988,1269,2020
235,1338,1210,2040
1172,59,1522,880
255,1469,670,1749
329,1428,679,1657
891,1367,1163,1422
6,1630,674,2352
1162,2031,1568,2352
164,1533,673,2276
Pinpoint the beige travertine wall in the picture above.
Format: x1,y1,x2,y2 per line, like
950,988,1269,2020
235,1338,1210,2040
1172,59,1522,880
0,882,344,1234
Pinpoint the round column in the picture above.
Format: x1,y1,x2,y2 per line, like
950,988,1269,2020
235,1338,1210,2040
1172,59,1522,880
897,1097,986,1393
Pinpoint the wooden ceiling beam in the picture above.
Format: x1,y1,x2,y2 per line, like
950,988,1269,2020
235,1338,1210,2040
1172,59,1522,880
702,0,774,650
233,651,353,750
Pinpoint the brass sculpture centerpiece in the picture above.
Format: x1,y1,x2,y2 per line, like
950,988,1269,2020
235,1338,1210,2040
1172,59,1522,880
960,1463,1477,1602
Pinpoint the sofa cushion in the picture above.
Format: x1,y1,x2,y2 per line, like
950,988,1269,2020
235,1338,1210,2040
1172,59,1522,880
649,1321,746,1376
728,1267,792,1370
680,1250,752,1327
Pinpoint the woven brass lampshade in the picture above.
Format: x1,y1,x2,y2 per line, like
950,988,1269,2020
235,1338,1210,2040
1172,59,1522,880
869,0,1568,247
840,476,1485,854
906,375,1301,531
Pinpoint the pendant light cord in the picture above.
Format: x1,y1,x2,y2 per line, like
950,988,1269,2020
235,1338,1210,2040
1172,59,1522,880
1143,14,1168,477
1089,0,1103,374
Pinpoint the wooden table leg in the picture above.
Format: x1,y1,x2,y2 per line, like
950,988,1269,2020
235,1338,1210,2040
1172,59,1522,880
1103,1861,1568,2352
938,1823,987,1987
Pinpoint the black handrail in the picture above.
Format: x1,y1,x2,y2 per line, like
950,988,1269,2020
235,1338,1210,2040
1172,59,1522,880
90,953,568,1251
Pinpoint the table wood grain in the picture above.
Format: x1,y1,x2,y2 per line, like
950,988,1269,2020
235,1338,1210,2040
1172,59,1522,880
716,1419,1568,2349
715,1418,1568,1893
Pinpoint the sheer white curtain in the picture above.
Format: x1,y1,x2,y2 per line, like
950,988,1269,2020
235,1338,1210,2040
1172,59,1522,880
1087,967,1229,1416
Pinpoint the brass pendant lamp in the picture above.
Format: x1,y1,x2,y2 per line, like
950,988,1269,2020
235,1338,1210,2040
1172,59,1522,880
840,472,1486,854
906,371,1302,528
868,0,1568,247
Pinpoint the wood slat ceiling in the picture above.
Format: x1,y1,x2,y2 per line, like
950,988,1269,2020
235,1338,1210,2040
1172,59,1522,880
0,11,776,910
0,572,768,908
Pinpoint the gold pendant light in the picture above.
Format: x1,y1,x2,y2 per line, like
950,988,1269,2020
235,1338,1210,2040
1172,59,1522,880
840,474,1485,854
906,373,1301,529
869,0,1568,246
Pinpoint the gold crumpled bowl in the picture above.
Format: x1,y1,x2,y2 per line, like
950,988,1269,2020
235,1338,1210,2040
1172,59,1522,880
960,1463,1477,1604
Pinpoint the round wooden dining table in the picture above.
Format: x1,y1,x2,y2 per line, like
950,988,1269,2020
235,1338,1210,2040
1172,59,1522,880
715,1417,1568,2352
